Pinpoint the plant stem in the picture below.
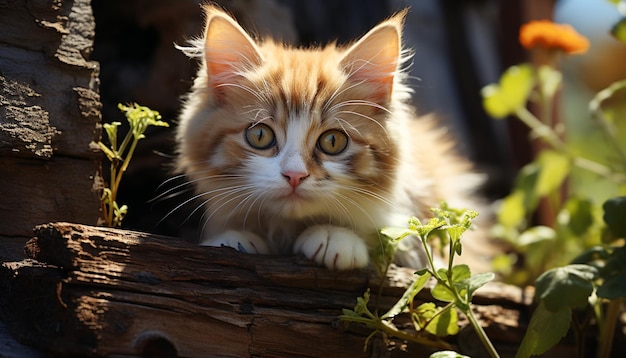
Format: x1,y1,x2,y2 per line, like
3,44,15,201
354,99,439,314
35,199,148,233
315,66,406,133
113,133,138,194
516,106,626,184
515,106,565,151
341,315,452,350
375,319,452,350
573,157,625,183
108,162,118,227
420,233,437,275
597,298,622,358
466,308,500,358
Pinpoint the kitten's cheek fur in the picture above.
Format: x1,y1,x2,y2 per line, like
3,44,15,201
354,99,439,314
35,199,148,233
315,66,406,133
200,230,270,254
293,225,369,271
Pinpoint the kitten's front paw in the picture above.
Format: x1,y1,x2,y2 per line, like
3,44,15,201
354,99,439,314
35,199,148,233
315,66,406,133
293,225,369,270
201,230,270,254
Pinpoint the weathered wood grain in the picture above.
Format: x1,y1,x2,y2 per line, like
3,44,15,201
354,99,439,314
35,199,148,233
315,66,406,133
0,0,101,238
0,222,542,358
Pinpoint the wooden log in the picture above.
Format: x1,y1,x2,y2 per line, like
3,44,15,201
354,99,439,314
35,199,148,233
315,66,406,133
0,222,543,357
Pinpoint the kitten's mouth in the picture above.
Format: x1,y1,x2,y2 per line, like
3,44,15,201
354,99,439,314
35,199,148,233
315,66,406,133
278,191,315,219
280,188,314,206
284,190,307,200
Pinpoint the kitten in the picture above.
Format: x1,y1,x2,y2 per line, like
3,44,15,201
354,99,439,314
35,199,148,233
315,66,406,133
175,5,480,270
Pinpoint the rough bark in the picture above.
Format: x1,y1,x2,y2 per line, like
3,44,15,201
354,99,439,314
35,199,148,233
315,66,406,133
0,222,544,358
0,0,102,238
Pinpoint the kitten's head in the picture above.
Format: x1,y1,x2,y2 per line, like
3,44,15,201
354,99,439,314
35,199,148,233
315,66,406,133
176,5,411,228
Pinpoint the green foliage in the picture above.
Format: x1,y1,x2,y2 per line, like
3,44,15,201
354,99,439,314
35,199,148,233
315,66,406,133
341,204,499,357
482,60,626,357
98,103,168,227
609,1,626,44
484,46,626,288
516,302,572,358
480,12,626,356
481,64,534,119
515,200,626,357
534,265,598,311
602,196,626,238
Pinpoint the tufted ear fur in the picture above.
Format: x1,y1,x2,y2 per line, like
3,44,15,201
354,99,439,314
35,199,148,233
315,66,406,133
339,10,406,101
202,5,263,88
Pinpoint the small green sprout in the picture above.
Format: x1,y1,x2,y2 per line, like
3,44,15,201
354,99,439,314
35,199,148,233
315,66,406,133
98,103,168,227
341,204,498,358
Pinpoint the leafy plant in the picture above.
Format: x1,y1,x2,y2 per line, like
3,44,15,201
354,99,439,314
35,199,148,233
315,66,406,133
98,103,168,227
516,197,626,357
480,10,626,358
341,204,499,358
482,15,626,286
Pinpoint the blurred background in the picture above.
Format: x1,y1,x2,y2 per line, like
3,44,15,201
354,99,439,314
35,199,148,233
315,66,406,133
91,0,625,242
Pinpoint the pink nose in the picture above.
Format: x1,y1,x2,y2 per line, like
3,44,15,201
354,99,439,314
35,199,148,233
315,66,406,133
282,171,309,189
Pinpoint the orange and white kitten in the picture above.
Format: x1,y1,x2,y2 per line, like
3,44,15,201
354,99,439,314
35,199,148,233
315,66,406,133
176,5,480,270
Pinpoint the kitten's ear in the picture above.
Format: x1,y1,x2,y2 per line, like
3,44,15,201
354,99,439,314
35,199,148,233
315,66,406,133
340,10,406,100
203,6,263,87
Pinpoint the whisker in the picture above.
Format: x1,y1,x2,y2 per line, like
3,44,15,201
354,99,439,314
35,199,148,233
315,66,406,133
151,172,247,203
329,99,392,115
216,82,268,105
334,192,376,233
336,110,388,135
333,117,363,139
158,183,254,226
323,79,368,113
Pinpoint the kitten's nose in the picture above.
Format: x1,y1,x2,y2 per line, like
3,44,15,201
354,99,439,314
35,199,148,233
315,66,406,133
282,171,309,189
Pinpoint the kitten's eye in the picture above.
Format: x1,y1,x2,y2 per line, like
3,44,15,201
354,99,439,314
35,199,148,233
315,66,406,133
317,129,348,155
245,123,276,150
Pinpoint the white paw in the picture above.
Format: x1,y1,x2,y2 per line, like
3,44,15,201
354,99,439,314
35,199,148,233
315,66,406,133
200,230,270,254
293,225,369,270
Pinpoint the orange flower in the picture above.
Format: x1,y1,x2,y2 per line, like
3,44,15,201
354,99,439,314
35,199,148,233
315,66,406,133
520,20,589,54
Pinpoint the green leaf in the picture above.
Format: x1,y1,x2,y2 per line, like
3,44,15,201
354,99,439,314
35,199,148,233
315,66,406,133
498,161,543,230
418,217,447,238
432,280,456,303
383,272,431,319
534,264,598,311
516,163,541,210
444,211,477,244
611,17,626,44
518,226,556,246
430,351,470,358
465,272,496,298
341,308,360,318
597,272,626,299
557,197,594,236
380,226,413,241
535,150,570,196
423,305,459,336
571,246,610,265
497,190,526,228
515,302,571,358
118,102,167,141
482,64,535,119
603,196,626,238
597,246,626,299
103,121,121,148
432,265,471,303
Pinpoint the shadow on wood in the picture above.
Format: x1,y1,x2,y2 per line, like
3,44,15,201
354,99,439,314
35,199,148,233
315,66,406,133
1,222,538,357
